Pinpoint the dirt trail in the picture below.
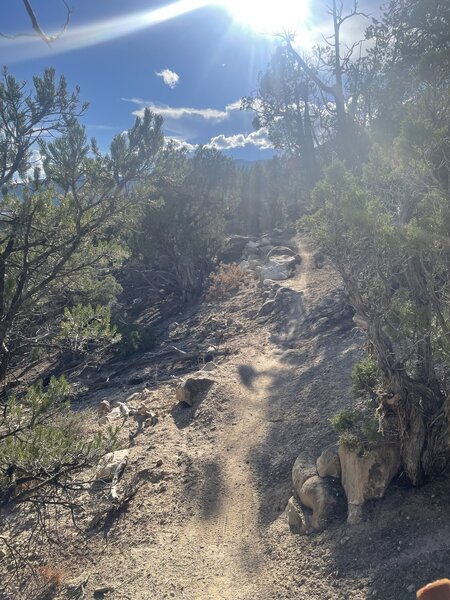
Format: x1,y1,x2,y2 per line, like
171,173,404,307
178,356,278,599
168,240,317,599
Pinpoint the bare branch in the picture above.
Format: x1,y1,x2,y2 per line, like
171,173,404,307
0,0,72,46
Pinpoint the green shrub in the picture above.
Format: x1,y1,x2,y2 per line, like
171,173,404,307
58,304,121,357
331,408,381,451
351,355,379,398
0,377,118,499
330,409,356,434
116,322,156,357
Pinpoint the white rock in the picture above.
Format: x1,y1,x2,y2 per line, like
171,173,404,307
95,450,129,481
260,262,290,281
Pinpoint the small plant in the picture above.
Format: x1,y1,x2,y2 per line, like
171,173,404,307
37,565,67,589
206,263,248,300
338,430,361,451
58,304,121,359
351,356,379,399
331,408,381,451
330,409,356,434
116,322,156,357
0,376,118,502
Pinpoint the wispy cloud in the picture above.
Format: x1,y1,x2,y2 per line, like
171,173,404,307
156,68,180,89
206,128,273,150
122,98,242,122
85,124,116,131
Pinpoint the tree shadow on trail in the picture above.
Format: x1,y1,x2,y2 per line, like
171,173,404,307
246,327,363,527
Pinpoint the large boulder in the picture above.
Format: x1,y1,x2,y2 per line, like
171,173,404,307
260,261,290,281
339,442,401,521
292,453,316,497
219,235,252,262
176,372,215,406
317,445,341,479
270,254,298,271
299,475,343,530
266,246,299,260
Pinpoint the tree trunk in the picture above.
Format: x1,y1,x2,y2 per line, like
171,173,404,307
369,320,448,485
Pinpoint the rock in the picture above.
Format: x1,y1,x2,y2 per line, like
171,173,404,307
271,254,298,270
201,361,217,372
266,246,298,260
313,251,325,268
287,496,307,534
176,384,192,405
116,402,130,418
299,475,341,530
273,287,304,313
259,235,271,246
176,373,215,407
246,240,260,249
238,260,250,271
258,299,276,317
219,235,252,262
93,586,115,599
292,453,317,497
317,445,341,479
339,442,401,519
95,449,129,481
66,575,89,598
260,261,290,281
97,400,111,417
347,503,363,525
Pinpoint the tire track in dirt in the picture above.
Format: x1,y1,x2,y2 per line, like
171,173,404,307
177,355,283,600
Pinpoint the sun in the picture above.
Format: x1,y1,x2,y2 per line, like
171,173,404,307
217,0,309,33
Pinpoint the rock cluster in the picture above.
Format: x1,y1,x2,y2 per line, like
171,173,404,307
288,441,401,533
289,446,344,534
227,234,300,282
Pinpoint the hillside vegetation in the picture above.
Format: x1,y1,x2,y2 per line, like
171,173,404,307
0,1,449,598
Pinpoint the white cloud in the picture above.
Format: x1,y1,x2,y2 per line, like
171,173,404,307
164,137,197,152
122,98,242,122
206,128,273,151
156,68,180,89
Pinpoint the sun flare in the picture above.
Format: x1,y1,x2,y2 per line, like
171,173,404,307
218,0,309,32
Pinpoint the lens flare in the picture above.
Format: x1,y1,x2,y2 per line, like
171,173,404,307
217,0,309,32
1,0,211,62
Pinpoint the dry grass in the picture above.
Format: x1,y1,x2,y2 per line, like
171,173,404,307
206,263,248,300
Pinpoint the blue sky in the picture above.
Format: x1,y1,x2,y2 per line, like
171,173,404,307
1,0,377,159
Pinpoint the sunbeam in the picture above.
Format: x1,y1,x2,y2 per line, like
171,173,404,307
1,0,211,62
